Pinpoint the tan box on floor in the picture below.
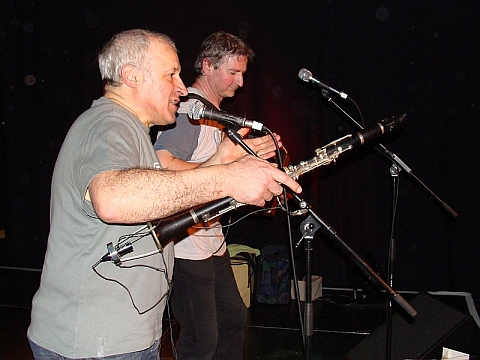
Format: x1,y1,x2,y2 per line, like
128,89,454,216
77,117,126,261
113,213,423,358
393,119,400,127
231,257,254,308
291,276,322,301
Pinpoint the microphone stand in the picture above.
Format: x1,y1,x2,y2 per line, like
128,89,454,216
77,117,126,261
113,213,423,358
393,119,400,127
290,191,417,360
223,124,316,359
223,123,417,360
386,162,400,360
320,90,457,360
320,90,458,218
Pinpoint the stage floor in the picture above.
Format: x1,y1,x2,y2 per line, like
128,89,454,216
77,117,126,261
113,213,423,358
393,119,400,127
1,267,479,360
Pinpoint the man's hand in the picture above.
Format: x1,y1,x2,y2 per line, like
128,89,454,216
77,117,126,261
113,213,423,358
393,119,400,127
207,127,282,165
242,129,282,160
222,155,301,207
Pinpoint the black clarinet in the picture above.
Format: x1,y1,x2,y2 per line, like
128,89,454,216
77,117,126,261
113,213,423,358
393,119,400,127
151,197,242,249
153,114,405,248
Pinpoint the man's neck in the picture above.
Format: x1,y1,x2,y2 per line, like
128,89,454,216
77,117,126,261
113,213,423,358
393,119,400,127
104,90,149,127
191,78,222,108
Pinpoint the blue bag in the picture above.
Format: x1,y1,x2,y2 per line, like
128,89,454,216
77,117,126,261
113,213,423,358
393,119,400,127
255,245,291,304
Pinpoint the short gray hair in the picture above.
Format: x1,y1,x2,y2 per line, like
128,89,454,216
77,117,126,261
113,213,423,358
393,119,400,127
98,29,177,87
194,32,254,77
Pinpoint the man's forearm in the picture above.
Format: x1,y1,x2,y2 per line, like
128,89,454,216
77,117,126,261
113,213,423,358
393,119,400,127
88,157,301,225
88,167,228,224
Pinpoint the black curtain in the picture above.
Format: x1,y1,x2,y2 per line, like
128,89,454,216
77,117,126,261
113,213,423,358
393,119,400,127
1,0,479,307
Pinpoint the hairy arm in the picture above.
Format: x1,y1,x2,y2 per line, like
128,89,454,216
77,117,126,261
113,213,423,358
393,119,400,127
87,157,301,224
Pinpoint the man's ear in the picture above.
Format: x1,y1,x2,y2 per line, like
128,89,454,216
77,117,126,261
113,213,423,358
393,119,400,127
121,64,139,87
202,58,213,76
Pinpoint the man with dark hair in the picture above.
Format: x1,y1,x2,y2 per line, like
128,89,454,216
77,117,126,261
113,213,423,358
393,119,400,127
27,29,301,360
154,31,282,360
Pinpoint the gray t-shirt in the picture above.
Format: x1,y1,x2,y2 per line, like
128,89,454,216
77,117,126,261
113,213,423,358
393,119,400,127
28,97,174,358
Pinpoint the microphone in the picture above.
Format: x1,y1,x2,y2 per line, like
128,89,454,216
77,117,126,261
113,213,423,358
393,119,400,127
187,101,266,132
100,242,133,265
298,68,349,100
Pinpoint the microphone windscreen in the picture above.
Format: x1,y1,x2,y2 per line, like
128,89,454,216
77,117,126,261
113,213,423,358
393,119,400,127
298,68,312,82
187,101,204,120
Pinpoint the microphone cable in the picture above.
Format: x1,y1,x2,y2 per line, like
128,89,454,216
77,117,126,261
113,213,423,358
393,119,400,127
92,228,173,314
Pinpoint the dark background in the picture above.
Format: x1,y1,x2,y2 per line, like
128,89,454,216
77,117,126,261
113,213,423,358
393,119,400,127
1,1,479,310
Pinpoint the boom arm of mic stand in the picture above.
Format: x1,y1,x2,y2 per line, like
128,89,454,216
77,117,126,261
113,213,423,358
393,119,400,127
290,191,418,318
223,123,286,167
224,124,257,156
376,144,458,217
321,91,457,218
